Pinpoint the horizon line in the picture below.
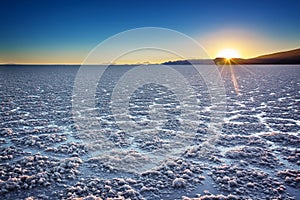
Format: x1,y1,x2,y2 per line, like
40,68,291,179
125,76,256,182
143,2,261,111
2,47,298,66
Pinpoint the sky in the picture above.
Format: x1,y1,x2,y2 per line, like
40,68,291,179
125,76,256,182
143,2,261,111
0,0,299,64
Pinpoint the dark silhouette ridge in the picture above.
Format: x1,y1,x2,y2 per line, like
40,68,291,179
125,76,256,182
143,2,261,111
214,48,300,65
162,48,300,65
162,59,214,65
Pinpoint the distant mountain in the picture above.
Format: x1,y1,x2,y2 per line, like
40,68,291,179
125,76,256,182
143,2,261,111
214,48,300,65
162,59,214,65
162,48,300,65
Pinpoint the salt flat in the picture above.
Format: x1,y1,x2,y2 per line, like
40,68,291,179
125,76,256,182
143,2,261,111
0,65,299,200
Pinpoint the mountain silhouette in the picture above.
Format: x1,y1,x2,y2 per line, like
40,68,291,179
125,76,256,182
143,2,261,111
214,48,300,65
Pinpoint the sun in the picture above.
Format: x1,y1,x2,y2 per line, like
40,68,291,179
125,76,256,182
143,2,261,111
217,48,240,59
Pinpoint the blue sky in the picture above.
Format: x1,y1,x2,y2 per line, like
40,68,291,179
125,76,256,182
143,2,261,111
1,0,299,64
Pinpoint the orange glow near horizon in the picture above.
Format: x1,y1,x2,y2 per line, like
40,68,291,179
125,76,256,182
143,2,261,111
217,48,240,59
1,26,297,65
198,28,295,59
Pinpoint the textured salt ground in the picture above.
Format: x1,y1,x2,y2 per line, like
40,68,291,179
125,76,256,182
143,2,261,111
0,65,300,199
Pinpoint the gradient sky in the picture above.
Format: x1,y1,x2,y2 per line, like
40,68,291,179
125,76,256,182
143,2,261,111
1,0,299,64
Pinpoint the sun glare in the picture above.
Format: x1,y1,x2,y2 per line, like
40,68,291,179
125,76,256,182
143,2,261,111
217,48,240,59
